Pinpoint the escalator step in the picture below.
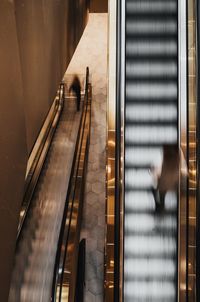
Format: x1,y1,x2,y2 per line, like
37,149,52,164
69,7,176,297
126,104,177,122
126,40,177,56
126,20,177,36
126,82,177,100
126,61,177,79
126,1,177,14
124,280,176,301
126,125,177,144
124,236,176,256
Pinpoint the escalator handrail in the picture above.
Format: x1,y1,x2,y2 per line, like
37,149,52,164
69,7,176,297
51,67,90,300
51,67,91,301
17,84,65,243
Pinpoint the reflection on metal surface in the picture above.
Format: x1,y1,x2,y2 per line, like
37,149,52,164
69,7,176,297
187,1,197,300
25,84,64,179
105,1,117,301
18,84,65,241
178,1,187,300
105,131,115,302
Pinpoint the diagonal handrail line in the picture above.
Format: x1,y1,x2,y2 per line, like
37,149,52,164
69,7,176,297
51,67,91,301
17,83,65,244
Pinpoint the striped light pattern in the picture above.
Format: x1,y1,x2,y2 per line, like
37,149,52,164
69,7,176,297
124,0,178,301
126,20,177,34
126,62,177,78
126,40,177,56
126,1,177,13
126,104,177,121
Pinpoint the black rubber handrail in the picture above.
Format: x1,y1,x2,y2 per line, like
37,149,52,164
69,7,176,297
75,239,86,302
51,67,91,301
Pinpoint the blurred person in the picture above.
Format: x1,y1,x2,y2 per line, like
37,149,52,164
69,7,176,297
151,144,179,212
69,75,81,111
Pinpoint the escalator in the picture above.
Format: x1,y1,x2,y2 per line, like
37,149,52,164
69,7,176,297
124,1,178,301
9,68,91,302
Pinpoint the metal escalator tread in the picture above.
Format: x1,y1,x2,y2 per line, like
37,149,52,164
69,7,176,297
124,0,178,301
9,100,82,302
126,0,177,14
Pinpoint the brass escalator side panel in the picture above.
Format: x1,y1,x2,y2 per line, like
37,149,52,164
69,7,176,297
187,1,197,300
104,1,117,301
178,1,188,301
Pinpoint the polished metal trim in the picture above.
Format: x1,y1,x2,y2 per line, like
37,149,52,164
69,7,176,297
196,1,200,299
104,1,117,301
187,1,198,300
17,84,64,241
178,0,188,301
25,84,65,180
119,0,125,301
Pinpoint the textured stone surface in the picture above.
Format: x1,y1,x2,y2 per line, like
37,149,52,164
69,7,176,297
64,13,107,301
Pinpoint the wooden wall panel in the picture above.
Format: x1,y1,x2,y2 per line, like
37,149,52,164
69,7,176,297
0,2,27,300
15,0,89,153
90,0,108,13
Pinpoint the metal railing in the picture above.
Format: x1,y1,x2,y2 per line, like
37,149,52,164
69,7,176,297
17,83,65,242
51,67,91,302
